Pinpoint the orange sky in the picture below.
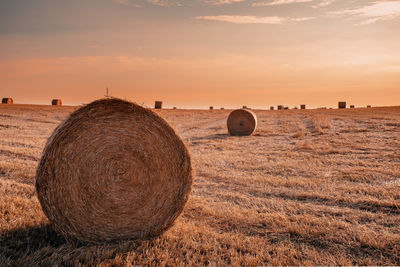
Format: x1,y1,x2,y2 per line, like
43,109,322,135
1,0,399,108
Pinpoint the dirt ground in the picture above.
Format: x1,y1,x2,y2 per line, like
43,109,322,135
0,103,399,266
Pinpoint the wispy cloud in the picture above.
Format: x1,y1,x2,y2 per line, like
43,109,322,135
252,0,313,7
146,0,182,6
112,0,181,7
195,15,314,24
311,0,335,8
252,0,336,7
112,0,142,7
331,1,400,25
201,0,246,5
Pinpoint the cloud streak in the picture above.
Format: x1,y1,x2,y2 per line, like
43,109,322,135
146,0,182,6
112,0,181,7
252,0,336,8
252,0,313,7
112,0,142,7
201,0,246,5
195,15,314,24
331,1,400,25
311,0,335,8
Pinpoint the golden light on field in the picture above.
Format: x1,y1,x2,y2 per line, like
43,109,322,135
1,0,399,108
1,104,400,265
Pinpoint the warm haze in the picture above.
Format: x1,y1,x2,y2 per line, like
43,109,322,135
1,0,400,107
1,2,400,264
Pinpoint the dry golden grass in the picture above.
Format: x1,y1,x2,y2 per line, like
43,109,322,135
0,104,399,266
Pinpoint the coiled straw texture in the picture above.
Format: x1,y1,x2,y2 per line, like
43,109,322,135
36,98,192,243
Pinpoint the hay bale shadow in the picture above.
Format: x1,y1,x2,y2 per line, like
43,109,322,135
191,134,230,142
204,133,230,140
0,224,66,261
0,224,159,265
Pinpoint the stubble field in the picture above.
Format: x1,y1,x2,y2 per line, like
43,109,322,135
0,104,399,265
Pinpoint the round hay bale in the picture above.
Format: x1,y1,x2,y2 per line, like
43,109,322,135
2,98,13,104
227,109,257,136
51,99,62,106
338,101,346,109
35,98,192,243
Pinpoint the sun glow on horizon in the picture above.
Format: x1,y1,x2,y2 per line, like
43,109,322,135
1,0,399,107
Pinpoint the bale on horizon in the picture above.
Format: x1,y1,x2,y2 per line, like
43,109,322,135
301,104,306,110
277,105,283,110
209,106,213,110
2,98,13,104
35,98,193,243
270,106,274,110
227,109,257,136
155,101,163,109
52,99,62,106
350,105,355,108
338,101,346,109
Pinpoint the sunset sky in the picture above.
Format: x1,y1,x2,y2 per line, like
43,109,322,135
1,0,399,108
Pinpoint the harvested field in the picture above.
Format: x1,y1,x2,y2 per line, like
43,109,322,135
0,104,400,266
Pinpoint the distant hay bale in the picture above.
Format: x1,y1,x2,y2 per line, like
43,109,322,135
35,98,192,243
220,107,224,110
338,101,346,109
277,105,283,110
293,107,298,109
173,107,177,109
300,104,306,110
227,109,257,136
367,105,372,108
51,99,62,106
350,105,355,108
270,106,274,110
209,106,213,110
284,107,289,110
155,101,163,109
242,105,247,109
2,98,13,104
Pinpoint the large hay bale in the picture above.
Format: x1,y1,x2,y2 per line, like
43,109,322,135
270,106,274,110
227,109,257,136
2,98,13,104
277,105,283,110
51,99,62,106
35,98,192,243
154,101,163,109
209,106,213,110
300,104,306,110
